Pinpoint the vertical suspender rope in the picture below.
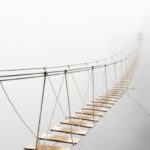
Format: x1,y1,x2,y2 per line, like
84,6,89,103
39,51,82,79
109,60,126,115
85,63,91,79
35,71,47,149
44,75,65,144
121,57,123,77
125,57,128,73
129,55,131,71
131,50,134,66
91,66,95,122
68,65,85,105
104,63,108,92
96,61,105,94
47,75,66,118
111,56,115,84
64,70,74,145
127,55,129,72
129,54,131,71
85,63,99,97
84,71,92,104
114,62,117,82
124,57,126,76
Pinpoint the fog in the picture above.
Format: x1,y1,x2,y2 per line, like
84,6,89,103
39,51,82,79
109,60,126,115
0,0,150,150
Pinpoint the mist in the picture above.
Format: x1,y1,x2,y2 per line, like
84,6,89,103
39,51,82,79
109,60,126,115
0,0,150,150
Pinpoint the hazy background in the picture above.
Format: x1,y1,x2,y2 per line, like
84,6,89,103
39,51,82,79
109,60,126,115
0,0,150,150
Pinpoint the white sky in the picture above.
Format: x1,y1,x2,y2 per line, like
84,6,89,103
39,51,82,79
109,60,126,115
0,0,146,69
0,0,150,150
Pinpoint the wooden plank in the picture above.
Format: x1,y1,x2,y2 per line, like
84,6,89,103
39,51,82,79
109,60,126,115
87,100,113,108
108,94,122,96
105,92,123,95
69,114,100,122
61,119,94,128
101,95,121,98
93,100,116,105
101,93,122,96
87,101,112,108
110,87,125,89
24,144,70,150
82,106,109,112
96,98,118,102
76,110,105,117
106,93,121,95
106,91,123,94
39,134,80,144
113,86,128,89
94,100,115,105
87,103,111,108
51,126,87,136
101,101,116,105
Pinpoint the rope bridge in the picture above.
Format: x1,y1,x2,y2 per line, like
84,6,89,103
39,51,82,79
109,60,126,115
0,48,139,150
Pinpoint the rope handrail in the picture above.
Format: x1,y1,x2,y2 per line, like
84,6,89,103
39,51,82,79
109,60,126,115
0,47,137,73
0,48,137,82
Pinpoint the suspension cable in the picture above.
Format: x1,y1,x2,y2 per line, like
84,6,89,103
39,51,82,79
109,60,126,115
47,75,66,117
68,66,85,105
126,92,150,117
91,66,95,122
0,53,134,82
84,63,99,97
44,75,65,144
104,63,108,91
84,70,92,104
64,70,74,145
0,82,36,137
35,71,47,148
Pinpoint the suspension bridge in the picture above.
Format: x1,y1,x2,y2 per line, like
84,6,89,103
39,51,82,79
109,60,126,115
0,47,139,150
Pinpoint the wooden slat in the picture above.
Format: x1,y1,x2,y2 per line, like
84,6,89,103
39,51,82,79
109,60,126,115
119,82,131,84
108,94,122,96
119,79,131,81
88,103,112,108
24,144,70,150
113,86,128,89
111,87,125,89
94,100,115,105
110,87,125,89
96,98,118,102
105,92,123,96
93,99,117,104
101,92,121,97
39,134,80,144
82,106,109,112
112,86,127,88
76,110,105,117
107,88,123,90
51,126,87,136
105,91,123,94
90,101,113,107
98,100,116,104
87,101,112,108
100,96,120,100
101,95,121,98
119,81,131,83
69,114,99,122
61,119,94,128
101,93,121,96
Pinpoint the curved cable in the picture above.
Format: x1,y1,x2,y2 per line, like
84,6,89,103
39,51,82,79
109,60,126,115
0,82,36,137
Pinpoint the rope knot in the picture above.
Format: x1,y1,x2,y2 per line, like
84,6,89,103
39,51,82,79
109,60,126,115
64,70,67,74
44,71,47,76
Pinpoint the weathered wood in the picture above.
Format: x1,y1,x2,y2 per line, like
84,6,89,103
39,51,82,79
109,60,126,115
39,134,80,144
24,144,70,150
61,119,94,128
51,126,88,135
